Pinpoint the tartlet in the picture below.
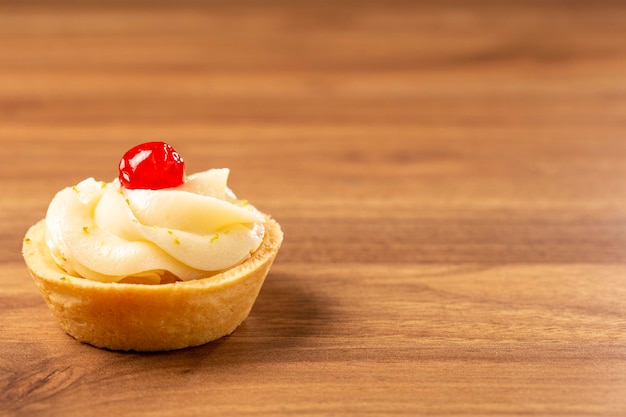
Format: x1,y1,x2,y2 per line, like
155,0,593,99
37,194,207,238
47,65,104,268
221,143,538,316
21,142,283,351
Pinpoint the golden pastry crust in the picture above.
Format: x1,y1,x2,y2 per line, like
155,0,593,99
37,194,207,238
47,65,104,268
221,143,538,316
22,216,283,352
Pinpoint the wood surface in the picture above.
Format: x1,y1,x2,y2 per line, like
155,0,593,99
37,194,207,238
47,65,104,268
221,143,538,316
2,1,626,416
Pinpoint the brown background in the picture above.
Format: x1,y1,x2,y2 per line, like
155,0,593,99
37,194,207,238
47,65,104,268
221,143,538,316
2,1,626,416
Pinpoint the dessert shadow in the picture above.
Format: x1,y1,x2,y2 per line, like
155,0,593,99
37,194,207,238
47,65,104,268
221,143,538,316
135,270,335,364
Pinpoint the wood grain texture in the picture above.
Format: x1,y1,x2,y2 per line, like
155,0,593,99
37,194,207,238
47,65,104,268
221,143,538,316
2,1,626,416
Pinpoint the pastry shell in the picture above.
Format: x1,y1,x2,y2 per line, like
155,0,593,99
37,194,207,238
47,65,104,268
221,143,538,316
22,216,282,352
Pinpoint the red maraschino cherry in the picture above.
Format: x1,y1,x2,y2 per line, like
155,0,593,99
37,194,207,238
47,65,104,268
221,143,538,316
118,142,185,189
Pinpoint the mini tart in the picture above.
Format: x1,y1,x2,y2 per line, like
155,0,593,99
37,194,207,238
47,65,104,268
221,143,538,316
22,216,282,352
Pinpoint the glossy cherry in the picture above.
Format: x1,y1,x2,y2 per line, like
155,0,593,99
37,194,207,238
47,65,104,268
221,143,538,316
118,142,185,189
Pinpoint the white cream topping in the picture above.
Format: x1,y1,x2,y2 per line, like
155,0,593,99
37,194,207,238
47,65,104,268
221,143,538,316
45,169,265,284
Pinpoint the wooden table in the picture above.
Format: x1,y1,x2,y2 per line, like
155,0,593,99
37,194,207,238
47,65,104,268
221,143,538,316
2,1,626,415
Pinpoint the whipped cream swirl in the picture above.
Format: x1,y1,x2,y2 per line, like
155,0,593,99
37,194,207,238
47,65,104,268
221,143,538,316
45,169,265,284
